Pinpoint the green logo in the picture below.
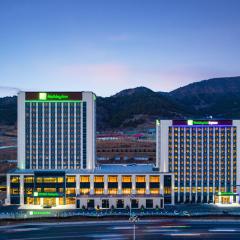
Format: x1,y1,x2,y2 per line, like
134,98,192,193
39,93,47,100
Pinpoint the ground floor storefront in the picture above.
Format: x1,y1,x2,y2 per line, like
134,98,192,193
214,192,239,205
6,168,174,209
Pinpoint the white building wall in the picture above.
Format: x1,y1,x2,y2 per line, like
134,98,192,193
82,92,96,170
17,91,26,169
156,120,172,172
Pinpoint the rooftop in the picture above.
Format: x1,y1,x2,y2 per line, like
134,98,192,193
9,164,167,175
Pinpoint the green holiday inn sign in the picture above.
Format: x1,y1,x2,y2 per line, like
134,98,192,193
39,92,69,101
33,192,60,197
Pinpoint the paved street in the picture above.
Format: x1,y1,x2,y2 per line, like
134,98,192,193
2,219,240,240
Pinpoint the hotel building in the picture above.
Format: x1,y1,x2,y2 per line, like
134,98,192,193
156,119,240,204
6,91,174,209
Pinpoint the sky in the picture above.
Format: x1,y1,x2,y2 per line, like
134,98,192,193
0,0,240,97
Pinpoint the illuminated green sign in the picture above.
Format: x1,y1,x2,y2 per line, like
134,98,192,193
187,120,218,125
33,192,60,197
216,192,237,196
29,211,51,216
39,93,69,101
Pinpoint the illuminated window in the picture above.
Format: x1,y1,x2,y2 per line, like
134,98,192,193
66,197,75,205
122,188,131,194
94,176,104,182
150,189,159,194
66,188,76,194
11,188,19,194
122,176,131,182
136,176,145,183
37,177,43,183
165,187,171,194
24,177,33,183
150,176,159,183
136,188,145,194
80,176,90,182
108,188,118,194
43,188,56,192
43,178,57,183
80,188,90,195
67,176,76,183
108,176,118,182
11,176,19,183
95,188,104,194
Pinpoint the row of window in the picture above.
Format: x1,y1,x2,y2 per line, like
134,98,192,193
11,175,161,183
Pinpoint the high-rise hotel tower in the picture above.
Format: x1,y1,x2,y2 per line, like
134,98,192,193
156,119,240,204
18,92,96,170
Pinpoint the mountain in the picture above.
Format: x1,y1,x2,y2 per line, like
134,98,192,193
0,96,17,125
170,76,240,117
97,87,189,130
1,76,240,130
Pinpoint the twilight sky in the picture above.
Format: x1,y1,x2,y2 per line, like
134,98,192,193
0,0,240,96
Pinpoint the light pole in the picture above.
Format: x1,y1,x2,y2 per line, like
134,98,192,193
129,215,139,240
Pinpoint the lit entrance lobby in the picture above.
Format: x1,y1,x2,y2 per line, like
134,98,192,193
214,192,239,205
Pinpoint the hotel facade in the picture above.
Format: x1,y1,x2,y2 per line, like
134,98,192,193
6,92,174,209
156,119,240,204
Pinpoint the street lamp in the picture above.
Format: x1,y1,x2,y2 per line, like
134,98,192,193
129,215,139,240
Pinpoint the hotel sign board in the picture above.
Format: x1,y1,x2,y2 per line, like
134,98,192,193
25,92,82,101
33,192,61,197
173,120,232,126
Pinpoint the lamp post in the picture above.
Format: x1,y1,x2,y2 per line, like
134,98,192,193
129,215,139,240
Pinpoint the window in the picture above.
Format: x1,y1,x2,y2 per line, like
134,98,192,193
67,176,76,183
122,188,131,194
94,176,104,182
122,176,131,182
11,176,19,183
150,176,159,183
24,177,33,183
43,188,56,192
108,188,118,194
80,176,90,182
80,188,90,195
150,189,159,194
136,176,145,182
108,176,118,182
11,188,19,194
95,188,104,195
136,188,145,194
66,188,76,194
66,197,75,205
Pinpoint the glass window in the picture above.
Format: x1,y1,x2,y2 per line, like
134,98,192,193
66,188,76,194
67,176,76,183
94,176,104,182
136,176,145,183
80,176,90,182
11,176,19,183
150,176,159,183
122,176,131,182
24,176,33,183
95,188,104,194
108,176,118,182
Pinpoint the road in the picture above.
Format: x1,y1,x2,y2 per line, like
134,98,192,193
1,219,240,240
